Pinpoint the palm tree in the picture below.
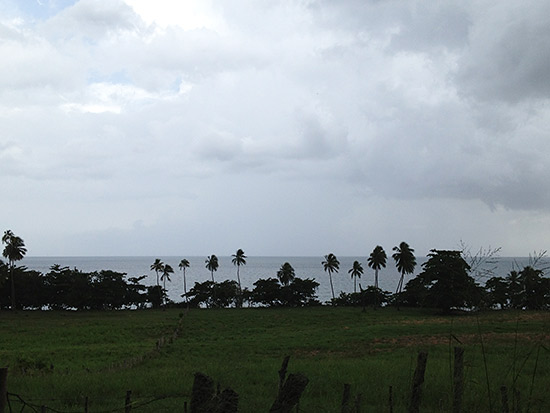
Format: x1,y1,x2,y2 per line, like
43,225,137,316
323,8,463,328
2,230,27,311
179,259,190,302
367,245,387,289
277,262,295,286
392,242,416,294
231,249,247,291
205,255,219,282
150,258,164,287
322,253,340,301
161,264,174,305
348,261,364,293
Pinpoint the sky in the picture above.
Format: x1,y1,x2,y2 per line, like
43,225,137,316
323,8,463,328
1,0,549,257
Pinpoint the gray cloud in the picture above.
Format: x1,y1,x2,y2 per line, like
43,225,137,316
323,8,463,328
2,0,550,256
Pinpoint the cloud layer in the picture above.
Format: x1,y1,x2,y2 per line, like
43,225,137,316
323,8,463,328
1,0,550,256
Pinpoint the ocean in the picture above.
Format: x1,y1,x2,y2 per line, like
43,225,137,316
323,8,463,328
18,255,546,304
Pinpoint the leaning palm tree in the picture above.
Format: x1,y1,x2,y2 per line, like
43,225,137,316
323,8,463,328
178,259,190,302
161,264,174,305
392,241,416,294
322,253,340,301
2,230,27,311
150,258,164,288
348,260,364,293
277,262,295,286
367,245,387,289
205,255,219,282
231,249,247,291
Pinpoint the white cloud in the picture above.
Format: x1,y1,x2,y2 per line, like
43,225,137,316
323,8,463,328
2,0,550,257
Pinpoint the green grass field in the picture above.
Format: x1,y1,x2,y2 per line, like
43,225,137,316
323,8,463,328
1,307,549,412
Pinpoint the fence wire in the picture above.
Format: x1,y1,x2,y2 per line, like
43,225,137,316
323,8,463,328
6,392,183,413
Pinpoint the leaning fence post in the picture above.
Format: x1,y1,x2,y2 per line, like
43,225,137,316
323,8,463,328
341,383,351,413
84,396,89,413
0,368,7,413
388,385,393,413
125,390,132,413
408,351,428,413
500,386,509,413
453,347,464,413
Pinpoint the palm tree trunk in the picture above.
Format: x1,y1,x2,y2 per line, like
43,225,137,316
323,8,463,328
163,278,166,306
211,271,214,282
329,272,335,301
354,276,357,293
10,262,16,311
183,269,187,303
236,267,242,291
375,269,379,290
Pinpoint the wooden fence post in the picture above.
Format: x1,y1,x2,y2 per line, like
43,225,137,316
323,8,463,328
388,385,393,413
84,396,89,413
125,390,132,413
453,347,464,413
341,383,351,413
408,351,428,413
500,386,509,413
0,368,7,413
269,373,309,413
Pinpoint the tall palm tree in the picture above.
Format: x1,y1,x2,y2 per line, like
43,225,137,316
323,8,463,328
367,245,387,289
2,230,27,311
392,242,416,294
348,261,364,293
231,249,247,291
277,262,295,286
179,259,190,302
161,264,174,305
205,255,219,282
150,258,164,287
322,253,340,301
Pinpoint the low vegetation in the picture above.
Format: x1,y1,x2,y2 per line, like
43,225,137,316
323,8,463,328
1,307,549,412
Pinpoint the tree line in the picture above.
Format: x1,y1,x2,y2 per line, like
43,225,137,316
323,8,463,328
2,230,549,311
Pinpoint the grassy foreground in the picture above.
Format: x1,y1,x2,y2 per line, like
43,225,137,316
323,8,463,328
1,307,549,412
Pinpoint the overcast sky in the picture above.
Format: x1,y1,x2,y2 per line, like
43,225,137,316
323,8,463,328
1,0,549,257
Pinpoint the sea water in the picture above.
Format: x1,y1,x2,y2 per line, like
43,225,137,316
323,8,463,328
19,256,545,304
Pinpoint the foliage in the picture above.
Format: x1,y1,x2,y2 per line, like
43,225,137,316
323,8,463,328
2,230,27,309
322,253,340,301
251,277,320,307
205,255,219,282
276,262,295,286
402,250,482,312
0,264,154,310
331,287,391,307
347,260,363,293
485,266,550,310
367,245,387,289
392,241,416,294
231,249,247,291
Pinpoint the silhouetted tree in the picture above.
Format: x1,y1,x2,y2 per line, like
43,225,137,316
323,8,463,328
348,261,363,293
322,253,340,301
179,259,190,303
367,245,387,289
150,258,164,288
205,255,219,282
392,242,416,294
161,264,174,305
277,262,295,286
412,250,482,312
231,249,246,292
2,230,27,310
518,266,549,310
